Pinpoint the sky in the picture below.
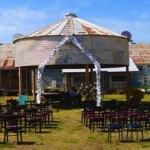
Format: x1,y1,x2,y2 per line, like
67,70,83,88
0,0,150,43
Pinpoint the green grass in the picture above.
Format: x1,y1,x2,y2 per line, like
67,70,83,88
0,109,149,150
1,93,149,105
102,94,150,102
0,95,149,149
102,94,126,101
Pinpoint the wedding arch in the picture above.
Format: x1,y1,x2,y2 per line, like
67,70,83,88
36,35,101,106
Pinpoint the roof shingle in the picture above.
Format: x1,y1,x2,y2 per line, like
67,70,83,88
129,43,150,65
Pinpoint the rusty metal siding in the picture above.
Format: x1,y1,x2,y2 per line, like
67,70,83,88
14,13,129,67
15,35,129,67
15,37,62,67
129,43,150,65
61,17,74,35
3,59,15,68
0,44,15,68
19,14,126,38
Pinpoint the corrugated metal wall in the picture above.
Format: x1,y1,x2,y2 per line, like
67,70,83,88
0,44,15,68
15,35,129,67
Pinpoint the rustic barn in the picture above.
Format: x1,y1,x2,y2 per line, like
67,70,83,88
0,43,31,96
129,43,150,88
13,13,130,100
14,13,129,67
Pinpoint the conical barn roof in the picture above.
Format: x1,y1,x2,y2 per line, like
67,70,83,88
14,13,129,68
24,13,125,38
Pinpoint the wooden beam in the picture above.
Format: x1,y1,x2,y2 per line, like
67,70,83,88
25,69,28,93
32,69,36,100
126,66,130,101
85,64,90,86
65,73,71,91
63,73,67,91
9,70,11,91
67,74,71,90
66,74,69,91
19,67,23,95
0,70,1,89
90,67,93,84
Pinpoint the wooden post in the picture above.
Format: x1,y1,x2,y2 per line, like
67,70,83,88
25,69,28,93
0,70,1,88
65,74,69,91
90,67,93,84
126,65,130,101
9,70,11,91
32,69,36,100
65,73,72,91
63,73,67,91
85,64,90,86
67,74,71,90
71,75,74,86
19,67,23,95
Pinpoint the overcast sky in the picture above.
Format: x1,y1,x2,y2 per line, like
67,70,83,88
0,0,150,43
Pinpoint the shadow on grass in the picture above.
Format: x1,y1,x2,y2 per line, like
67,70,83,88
140,138,150,142
0,141,36,145
43,120,60,129
44,125,59,129
120,137,150,143
17,141,36,145
36,131,51,134
52,120,61,123
120,140,135,143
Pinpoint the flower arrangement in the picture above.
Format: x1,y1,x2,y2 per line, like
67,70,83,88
77,83,96,101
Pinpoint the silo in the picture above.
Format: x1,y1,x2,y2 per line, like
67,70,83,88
14,13,129,68
13,13,129,102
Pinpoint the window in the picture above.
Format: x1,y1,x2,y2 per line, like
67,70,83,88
111,74,126,89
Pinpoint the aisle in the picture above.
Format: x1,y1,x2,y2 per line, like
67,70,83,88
47,109,106,149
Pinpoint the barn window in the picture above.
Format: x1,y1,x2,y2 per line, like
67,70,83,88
111,74,126,89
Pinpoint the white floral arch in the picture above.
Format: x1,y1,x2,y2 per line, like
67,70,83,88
36,35,101,106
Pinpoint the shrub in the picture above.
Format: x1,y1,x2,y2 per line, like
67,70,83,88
128,88,144,103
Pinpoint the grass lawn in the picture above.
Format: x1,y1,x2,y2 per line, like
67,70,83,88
0,95,149,150
0,109,149,150
102,93,150,102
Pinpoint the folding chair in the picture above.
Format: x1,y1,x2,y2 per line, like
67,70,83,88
3,113,23,143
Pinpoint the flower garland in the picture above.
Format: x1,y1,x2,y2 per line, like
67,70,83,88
71,36,101,106
36,36,69,103
36,35,101,106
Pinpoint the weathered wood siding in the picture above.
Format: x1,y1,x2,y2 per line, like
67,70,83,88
14,35,129,67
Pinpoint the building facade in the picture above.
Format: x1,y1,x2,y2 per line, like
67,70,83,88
0,43,31,96
129,43,150,89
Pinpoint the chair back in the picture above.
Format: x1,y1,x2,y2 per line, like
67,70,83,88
18,95,28,105
3,112,23,143
4,113,20,127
